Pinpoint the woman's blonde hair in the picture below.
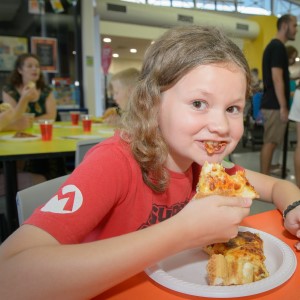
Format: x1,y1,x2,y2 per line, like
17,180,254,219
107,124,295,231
121,25,251,193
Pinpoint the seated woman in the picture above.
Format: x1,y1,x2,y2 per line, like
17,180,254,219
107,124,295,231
1,53,66,179
2,53,57,121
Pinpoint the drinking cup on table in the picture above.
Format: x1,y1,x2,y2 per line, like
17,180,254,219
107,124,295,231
70,111,80,125
39,119,54,141
23,113,35,129
81,114,92,132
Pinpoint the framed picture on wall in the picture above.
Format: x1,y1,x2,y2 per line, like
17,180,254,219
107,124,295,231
0,36,28,71
31,37,58,72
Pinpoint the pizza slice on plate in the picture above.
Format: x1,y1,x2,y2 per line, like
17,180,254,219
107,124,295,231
205,231,269,285
13,132,37,138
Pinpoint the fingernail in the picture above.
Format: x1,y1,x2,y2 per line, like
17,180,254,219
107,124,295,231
243,198,252,206
295,243,300,251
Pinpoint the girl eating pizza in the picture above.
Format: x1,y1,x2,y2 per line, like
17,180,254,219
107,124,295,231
0,25,300,299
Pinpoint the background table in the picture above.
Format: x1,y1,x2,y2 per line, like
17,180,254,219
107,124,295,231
0,121,115,236
96,210,299,300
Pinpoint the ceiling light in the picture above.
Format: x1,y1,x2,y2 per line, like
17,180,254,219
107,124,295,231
103,38,111,43
130,48,137,53
113,53,119,58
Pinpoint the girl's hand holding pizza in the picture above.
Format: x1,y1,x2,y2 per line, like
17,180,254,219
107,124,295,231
173,196,252,250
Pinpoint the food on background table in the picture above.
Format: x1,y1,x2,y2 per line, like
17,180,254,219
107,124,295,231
0,103,12,112
13,132,37,138
194,161,259,199
102,107,118,120
204,141,227,154
91,116,104,123
204,231,269,285
27,81,36,89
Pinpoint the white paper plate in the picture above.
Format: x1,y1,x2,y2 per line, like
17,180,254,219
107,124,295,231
61,135,101,140
62,125,80,128
145,226,297,298
0,134,41,142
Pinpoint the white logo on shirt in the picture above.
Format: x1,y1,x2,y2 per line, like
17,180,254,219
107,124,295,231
41,184,83,214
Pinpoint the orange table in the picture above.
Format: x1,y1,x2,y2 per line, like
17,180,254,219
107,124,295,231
0,121,115,236
96,210,299,300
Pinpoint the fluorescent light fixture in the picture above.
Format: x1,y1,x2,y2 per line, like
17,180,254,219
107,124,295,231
113,53,119,58
103,38,112,43
130,48,137,53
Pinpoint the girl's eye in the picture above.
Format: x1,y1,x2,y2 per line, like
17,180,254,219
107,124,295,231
192,100,207,111
227,106,241,114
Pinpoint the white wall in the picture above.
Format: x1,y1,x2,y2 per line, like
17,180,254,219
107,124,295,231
109,59,142,74
82,1,105,116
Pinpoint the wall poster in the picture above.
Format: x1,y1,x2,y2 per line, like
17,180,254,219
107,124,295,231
0,36,28,71
31,37,58,72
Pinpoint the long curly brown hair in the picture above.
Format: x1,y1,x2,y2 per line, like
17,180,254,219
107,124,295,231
6,53,47,90
121,25,251,193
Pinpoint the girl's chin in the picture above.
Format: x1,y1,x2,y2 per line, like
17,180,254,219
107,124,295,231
197,153,229,165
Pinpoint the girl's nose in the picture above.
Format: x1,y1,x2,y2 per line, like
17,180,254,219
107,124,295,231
207,112,229,135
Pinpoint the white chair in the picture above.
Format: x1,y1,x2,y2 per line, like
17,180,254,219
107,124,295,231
75,138,105,166
16,175,69,225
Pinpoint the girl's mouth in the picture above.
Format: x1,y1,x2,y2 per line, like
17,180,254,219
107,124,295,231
203,141,227,154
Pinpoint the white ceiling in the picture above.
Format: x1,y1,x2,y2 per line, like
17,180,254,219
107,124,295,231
100,34,153,61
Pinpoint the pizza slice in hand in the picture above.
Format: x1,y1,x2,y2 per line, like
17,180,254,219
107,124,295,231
194,161,259,199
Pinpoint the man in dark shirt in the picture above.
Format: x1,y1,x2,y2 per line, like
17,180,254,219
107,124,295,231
260,14,297,175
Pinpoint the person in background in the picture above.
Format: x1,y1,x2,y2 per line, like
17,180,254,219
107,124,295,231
260,14,298,175
286,45,299,106
288,47,300,188
289,90,300,187
250,68,263,94
2,53,57,121
102,68,140,125
1,25,300,299
270,44,299,175
1,53,66,179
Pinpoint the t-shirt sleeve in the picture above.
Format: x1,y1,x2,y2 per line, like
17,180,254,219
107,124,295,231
25,142,132,244
270,44,287,69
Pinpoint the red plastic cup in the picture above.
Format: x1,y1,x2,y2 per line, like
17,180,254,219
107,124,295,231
82,114,92,132
39,120,53,141
70,111,80,125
